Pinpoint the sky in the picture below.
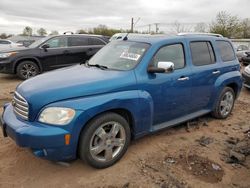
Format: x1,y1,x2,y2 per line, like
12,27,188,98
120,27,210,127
0,0,249,35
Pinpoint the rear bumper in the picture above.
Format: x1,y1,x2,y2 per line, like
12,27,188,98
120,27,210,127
1,104,76,161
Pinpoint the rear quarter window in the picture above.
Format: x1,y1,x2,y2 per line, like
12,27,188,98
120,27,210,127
216,41,236,62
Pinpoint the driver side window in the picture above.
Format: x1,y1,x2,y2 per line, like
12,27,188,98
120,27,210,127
45,37,67,48
152,44,185,69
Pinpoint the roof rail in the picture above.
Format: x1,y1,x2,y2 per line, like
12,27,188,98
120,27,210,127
178,32,223,37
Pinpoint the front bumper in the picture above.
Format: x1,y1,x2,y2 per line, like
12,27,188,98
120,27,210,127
1,104,76,161
0,59,14,74
242,71,250,88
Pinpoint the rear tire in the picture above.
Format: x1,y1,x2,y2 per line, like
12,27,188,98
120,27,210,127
212,87,235,119
16,61,39,80
78,112,131,169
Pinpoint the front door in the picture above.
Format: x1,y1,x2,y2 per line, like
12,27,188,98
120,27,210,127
40,36,68,71
143,42,193,125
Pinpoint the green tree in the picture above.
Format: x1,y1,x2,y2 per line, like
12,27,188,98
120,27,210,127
241,18,250,38
23,26,33,36
210,11,241,38
0,33,8,39
37,28,47,36
49,30,59,35
77,29,88,34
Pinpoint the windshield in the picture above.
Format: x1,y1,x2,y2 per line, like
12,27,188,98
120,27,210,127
88,41,150,71
28,36,51,48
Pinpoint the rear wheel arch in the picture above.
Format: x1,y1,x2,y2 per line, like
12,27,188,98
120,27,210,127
226,82,239,97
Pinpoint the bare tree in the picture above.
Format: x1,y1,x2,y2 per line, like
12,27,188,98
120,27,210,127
194,22,207,33
171,21,192,34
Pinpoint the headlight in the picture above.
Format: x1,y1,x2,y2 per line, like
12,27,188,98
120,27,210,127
39,107,75,125
245,65,250,75
0,52,18,58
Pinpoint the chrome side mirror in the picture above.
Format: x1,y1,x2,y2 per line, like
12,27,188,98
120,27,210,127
157,61,174,72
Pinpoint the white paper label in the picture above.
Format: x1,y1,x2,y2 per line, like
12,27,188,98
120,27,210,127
120,52,141,61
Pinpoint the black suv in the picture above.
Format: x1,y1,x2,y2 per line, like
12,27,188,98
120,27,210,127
0,34,108,79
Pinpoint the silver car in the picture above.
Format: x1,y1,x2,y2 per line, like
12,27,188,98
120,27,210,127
0,39,23,50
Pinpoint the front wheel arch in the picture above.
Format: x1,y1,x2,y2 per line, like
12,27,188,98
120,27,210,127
78,112,131,168
14,58,42,74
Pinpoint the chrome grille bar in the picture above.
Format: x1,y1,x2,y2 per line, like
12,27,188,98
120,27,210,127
13,92,29,120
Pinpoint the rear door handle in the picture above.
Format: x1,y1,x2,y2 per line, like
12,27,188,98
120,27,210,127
212,70,220,75
178,76,189,81
63,50,69,54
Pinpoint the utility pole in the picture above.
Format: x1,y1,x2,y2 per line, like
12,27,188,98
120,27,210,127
131,18,134,33
155,23,159,33
148,24,151,34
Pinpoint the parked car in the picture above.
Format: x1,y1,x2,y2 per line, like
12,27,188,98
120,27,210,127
0,39,23,49
241,52,250,66
1,33,242,168
109,33,150,41
0,34,108,79
242,65,250,89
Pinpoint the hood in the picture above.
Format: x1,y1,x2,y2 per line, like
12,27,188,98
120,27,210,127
16,65,136,120
0,46,29,53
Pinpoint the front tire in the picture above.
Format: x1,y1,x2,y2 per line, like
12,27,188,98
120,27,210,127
16,61,39,80
79,112,131,169
212,87,235,119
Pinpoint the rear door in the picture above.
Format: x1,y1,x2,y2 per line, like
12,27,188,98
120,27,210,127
66,36,106,64
87,37,107,57
66,36,90,64
187,40,221,112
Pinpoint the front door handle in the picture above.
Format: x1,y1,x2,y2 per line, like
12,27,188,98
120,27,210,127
63,50,69,54
178,76,189,81
212,70,220,75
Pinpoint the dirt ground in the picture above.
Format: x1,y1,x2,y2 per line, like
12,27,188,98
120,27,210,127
0,73,249,188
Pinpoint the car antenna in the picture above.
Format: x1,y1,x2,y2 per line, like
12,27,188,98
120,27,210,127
123,32,130,41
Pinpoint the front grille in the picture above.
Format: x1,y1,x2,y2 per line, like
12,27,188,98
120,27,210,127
12,92,29,120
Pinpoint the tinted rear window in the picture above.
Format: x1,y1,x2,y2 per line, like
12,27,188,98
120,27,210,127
68,37,88,47
216,41,235,62
190,41,215,66
89,38,106,45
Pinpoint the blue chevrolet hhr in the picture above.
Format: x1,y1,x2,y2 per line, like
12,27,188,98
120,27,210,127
1,33,242,168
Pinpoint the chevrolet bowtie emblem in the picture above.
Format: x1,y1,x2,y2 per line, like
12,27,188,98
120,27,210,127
12,99,16,107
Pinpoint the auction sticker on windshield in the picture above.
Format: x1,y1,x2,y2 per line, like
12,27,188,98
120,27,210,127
120,51,141,61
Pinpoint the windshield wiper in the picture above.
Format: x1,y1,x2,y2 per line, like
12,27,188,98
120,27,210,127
85,61,108,70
